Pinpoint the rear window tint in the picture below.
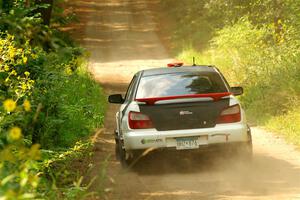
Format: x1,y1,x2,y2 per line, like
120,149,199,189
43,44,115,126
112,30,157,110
136,72,228,99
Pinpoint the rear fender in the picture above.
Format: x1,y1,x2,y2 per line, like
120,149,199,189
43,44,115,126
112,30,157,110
121,102,140,132
229,96,247,123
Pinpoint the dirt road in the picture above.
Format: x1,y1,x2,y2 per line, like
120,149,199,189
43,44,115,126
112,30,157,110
68,0,300,199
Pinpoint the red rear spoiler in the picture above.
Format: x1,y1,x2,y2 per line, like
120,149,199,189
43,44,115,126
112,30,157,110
135,92,231,105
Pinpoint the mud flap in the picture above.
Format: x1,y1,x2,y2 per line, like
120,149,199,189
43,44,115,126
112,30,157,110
115,138,130,168
115,130,135,168
114,130,121,160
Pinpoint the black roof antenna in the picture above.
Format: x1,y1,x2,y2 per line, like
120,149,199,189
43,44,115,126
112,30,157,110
192,57,196,66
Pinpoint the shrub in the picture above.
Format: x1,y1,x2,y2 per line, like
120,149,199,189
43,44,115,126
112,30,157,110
1,7,106,198
176,18,300,145
0,33,106,199
31,51,106,148
0,127,41,199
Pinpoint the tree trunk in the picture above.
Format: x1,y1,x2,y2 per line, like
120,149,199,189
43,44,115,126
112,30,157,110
35,0,54,26
25,0,31,7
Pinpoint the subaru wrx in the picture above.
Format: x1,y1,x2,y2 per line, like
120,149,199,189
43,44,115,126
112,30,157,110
108,63,252,167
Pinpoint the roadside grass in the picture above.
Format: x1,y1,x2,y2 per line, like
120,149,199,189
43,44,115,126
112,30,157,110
158,0,300,147
40,139,96,199
34,54,107,148
0,1,108,198
178,45,300,146
37,54,108,199
0,35,107,199
54,66,106,147
266,110,300,147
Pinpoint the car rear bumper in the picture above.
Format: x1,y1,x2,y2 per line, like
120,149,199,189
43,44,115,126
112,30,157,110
123,123,249,150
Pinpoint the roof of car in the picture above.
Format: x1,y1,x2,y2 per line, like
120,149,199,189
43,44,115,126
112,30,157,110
141,65,218,77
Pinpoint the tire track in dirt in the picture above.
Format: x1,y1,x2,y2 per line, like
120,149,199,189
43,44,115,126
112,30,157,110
67,0,300,199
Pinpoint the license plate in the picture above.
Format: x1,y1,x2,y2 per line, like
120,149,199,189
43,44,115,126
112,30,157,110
176,137,199,150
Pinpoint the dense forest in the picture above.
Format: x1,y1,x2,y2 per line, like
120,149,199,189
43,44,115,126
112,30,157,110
0,0,106,199
161,0,300,145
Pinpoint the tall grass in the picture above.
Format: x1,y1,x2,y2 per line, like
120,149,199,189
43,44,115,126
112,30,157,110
32,53,106,148
176,19,300,145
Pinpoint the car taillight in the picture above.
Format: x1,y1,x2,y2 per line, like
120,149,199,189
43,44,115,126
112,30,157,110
217,104,241,124
128,111,153,129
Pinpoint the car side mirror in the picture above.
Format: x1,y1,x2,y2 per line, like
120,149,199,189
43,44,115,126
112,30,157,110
231,86,243,96
108,94,124,104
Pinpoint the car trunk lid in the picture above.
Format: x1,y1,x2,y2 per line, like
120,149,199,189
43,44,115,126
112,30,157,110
137,94,230,131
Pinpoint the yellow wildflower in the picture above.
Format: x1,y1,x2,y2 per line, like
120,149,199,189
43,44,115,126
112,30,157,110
9,47,16,59
23,56,28,64
11,70,17,76
8,127,22,141
23,99,31,112
3,99,16,112
4,65,9,71
24,71,30,77
21,83,27,91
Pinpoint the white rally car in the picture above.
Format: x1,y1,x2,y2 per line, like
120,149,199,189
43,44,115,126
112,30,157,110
109,63,252,167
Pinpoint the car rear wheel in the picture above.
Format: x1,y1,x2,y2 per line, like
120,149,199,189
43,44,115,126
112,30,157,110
115,138,133,168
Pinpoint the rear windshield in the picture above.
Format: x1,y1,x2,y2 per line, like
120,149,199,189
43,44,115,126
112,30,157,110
136,72,228,99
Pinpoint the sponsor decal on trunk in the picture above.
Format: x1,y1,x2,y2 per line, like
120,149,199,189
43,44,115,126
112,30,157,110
141,138,163,144
179,110,193,115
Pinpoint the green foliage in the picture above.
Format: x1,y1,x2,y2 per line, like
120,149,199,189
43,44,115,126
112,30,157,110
0,0,46,46
161,0,300,51
0,33,106,199
31,52,106,148
178,19,300,120
207,20,299,117
0,0,77,50
0,0,107,199
162,0,300,145
0,35,36,99
0,103,41,199
39,140,95,199
266,109,300,146
51,0,78,26
0,35,37,146
0,142,41,199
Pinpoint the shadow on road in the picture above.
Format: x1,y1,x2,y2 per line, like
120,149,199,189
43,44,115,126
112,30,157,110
66,0,169,63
